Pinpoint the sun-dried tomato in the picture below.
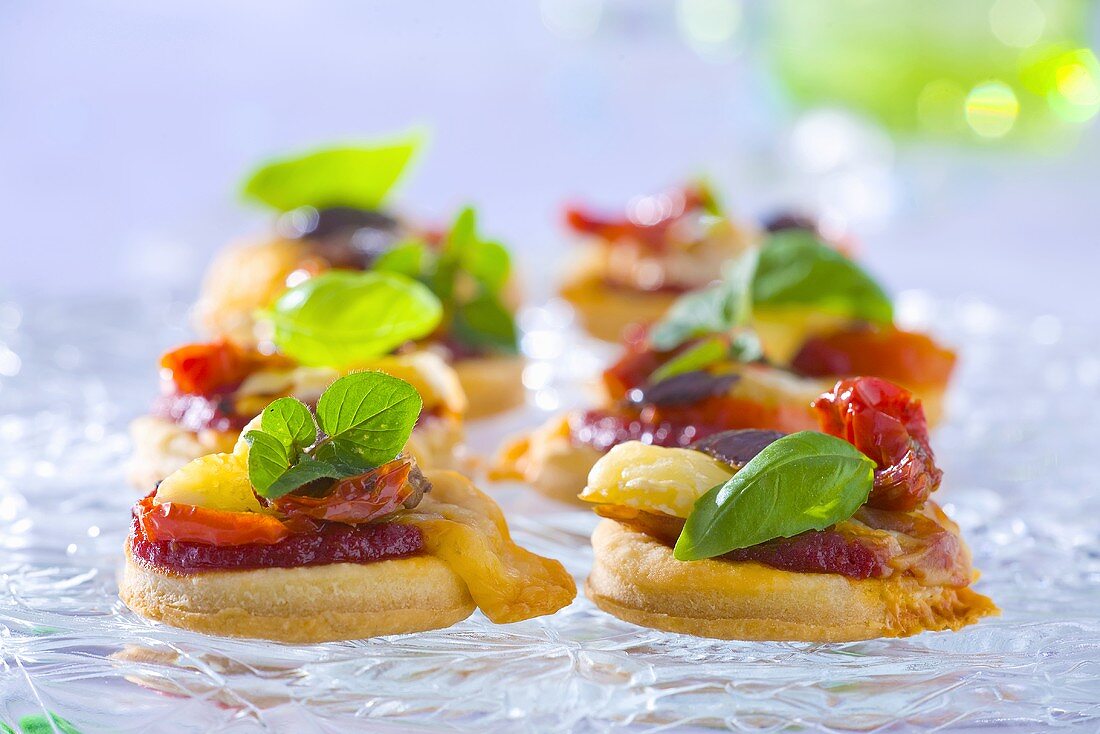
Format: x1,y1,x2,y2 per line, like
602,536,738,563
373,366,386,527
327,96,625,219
813,376,941,511
159,340,257,396
791,325,956,389
275,457,426,524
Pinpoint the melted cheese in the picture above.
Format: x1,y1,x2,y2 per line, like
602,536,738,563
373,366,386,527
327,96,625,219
579,442,734,519
401,471,576,623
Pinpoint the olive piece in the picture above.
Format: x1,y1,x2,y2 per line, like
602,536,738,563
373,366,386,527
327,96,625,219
690,429,786,469
626,370,739,407
762,210,819,234
279,206,405,270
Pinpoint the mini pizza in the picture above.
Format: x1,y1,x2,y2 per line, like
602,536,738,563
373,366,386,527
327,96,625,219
120,371,576,643
493,329,828,504
193,139,525,418
560,191,956,410
559,182,756,342
578,376,997,641
130,271,469,489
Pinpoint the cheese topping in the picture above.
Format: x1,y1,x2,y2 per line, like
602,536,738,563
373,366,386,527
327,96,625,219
579,442,734,518
401,471,577,623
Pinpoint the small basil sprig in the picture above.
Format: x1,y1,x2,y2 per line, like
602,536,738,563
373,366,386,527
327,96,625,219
241,133,423,212
674,431,875,561
265,270,442,368
374,206,518,354
649,249,757,351
650,230,893,352
244,372,422,499
753,229,893,324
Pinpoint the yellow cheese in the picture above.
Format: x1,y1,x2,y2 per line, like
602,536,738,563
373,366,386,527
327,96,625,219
401,471,576,623
579,442,735,519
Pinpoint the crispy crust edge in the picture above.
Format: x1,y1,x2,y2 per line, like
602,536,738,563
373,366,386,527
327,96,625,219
120,548,476,643
586,519,998,642
453,354,527,419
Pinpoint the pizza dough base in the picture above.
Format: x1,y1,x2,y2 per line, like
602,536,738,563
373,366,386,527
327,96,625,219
491,414,601,505
586,519,997,642
120,548,475,643
453,354,527,419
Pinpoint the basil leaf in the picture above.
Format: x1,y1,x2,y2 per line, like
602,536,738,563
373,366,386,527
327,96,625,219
461,239,511,293
674,431,874,561
16,714,81,734
243,430,293,497
373,239,429,278
694,177,723,216
259,397,318,451
452,290,519,354
650,251,757,351
263,456,342,499
241,136,422,212
649,336,729,383
753,230,893,324
267,271,442,368
729,330,764,363
446,206,478,253
315,372,422,469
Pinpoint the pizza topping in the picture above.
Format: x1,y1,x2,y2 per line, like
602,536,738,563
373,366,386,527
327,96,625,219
275,457,429,525
813,377,942,511
399,472,576,623
791,325,956,388
689,428,786,470
564,184,715,252
159,340,282,396
626,370,740,408
130,508,423,573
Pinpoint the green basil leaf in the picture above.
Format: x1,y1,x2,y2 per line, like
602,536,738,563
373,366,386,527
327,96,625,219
461,239,511,293
649,250,757,351
240,135,422,212
649,336,729,383
315,371,422,469
729,330,764,363
263,456,342,499
244,430,293,496
17,714,81,734
446,206,478,253
259,397,318,451
674,431,874,561
753,230,893,324
267,271,442,368
694,177,723,216
452,290,519,353
373,239,430,278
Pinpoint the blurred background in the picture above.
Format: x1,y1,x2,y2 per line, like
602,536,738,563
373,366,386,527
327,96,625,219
1,0,1097,320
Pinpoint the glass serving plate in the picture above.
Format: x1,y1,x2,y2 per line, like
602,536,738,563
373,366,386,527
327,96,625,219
0,294,1097,733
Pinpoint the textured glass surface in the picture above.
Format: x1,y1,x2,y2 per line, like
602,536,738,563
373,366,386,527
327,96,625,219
0,294,1098,732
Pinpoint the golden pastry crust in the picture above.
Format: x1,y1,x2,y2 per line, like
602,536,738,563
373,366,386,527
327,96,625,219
452,354,527,419
120,547,475,643
586,519,998,642
490,414,601,505
128,415,465,490
559,262,678,343
194,237,312,347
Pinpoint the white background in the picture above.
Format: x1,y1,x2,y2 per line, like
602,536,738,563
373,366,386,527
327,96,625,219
1,1,1097,322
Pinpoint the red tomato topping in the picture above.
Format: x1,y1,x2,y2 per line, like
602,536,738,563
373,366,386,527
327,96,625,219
135,496,290,546
564,184,710,252
159,340,259,396
791,326,956,389
813,377,942,511
276,457,421,524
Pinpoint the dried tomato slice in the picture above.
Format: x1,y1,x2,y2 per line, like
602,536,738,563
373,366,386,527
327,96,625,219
563,184,709,252
159,340,257,396
791,325,956,389
813,377,941,511
135,496,290,546
275,457,427,524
